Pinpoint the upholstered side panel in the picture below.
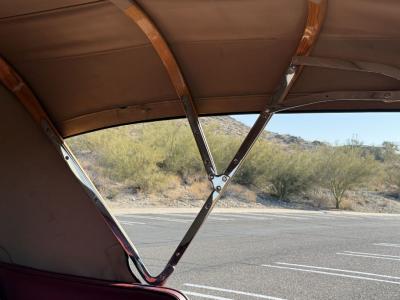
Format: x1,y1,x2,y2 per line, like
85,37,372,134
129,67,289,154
0,84,134,282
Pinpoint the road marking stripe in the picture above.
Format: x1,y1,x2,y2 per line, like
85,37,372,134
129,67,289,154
275,262,400,280
216,214,272,220
181,291,233,300
336,253,400,261
319,213,364,219
343,251,400,258
374,243,400,248
261,265,400,285
164,214,235,221
119,220,146,225
249,213,333,219
243,213,309,220
208,217,236,221
184,283,286,300
121,215,190,223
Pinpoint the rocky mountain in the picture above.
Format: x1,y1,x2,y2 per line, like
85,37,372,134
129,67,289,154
200,115,323,149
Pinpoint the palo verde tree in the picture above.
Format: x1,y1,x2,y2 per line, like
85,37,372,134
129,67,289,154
316,142,377,209
380,142,400,197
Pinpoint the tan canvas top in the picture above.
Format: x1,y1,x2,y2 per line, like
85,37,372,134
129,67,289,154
1,0,399,137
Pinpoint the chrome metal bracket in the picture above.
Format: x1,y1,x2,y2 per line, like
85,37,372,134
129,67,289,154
181,95,217,177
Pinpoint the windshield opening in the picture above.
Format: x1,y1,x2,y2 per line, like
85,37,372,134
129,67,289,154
66,113,400,299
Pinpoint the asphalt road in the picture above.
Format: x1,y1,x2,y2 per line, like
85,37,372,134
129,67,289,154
117,210,400,300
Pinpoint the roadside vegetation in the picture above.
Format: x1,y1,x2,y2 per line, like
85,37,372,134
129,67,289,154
67,117,400,212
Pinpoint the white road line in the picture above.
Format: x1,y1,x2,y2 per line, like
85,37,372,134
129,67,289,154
216,214,272,220
164,214,235,221
208,217,236,221
261,264,400,285
121,215,190,223
119,220,146,225
374,243,400,248
184,283,286,300
275,262,400,280
250,213,333,219
181,291,233,300
343,251,400,258
319,213,364,219
336,253,400,261
243,213,309,220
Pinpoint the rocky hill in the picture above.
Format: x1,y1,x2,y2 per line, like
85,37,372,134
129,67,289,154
200,115,323,149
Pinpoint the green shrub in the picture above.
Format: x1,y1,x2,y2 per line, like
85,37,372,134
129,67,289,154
69,126,166,192
253,145,316,201
315,143,378,209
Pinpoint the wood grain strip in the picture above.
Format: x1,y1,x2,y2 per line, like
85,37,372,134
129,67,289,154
295,0,327,57
0,57,62,142
124,3,188,99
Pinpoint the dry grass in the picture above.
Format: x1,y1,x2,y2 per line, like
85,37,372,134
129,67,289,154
187,180,210,200
340,198,353,210
306,189,334,209
225,184,257,203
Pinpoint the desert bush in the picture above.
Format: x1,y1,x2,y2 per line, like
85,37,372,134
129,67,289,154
340,198,353,210
69,126,167,192
256,146,316,201
204,126,240,173
142,121,204,179
384,160,400,198
67,117,394,211
315,143,378,209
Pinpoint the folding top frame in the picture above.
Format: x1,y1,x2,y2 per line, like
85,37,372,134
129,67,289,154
2,0,400,287
109,0,327,285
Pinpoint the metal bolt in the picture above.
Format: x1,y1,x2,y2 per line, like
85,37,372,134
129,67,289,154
222,176,228,182
288,65,296,73
233,158,239,164
209,174,214,180
65,156,69,160
216,186,221,191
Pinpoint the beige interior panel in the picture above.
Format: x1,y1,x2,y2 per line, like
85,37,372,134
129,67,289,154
0,84,134,282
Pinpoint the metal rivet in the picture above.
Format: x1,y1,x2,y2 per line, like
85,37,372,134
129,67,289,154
222,176,228,182
233,159,239,164
216,186,221,191
209,174,214,180
65,156,69,160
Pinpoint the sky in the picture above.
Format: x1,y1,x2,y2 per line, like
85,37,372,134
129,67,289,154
232,113,400,146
